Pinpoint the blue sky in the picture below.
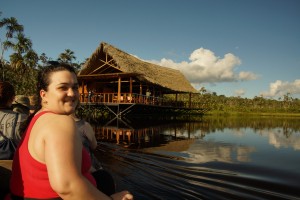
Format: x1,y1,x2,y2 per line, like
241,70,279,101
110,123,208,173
1,0,300,99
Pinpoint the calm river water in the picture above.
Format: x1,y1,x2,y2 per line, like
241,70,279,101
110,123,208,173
92,115,300,200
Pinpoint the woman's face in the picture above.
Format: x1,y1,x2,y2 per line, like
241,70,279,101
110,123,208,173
41,70,79,115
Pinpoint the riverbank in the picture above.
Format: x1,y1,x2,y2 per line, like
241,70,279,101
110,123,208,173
206,111,300,117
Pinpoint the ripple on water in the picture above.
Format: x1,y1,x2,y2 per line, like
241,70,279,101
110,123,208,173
95,143,300,200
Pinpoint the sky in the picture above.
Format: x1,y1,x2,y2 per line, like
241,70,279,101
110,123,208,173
1,0,300,99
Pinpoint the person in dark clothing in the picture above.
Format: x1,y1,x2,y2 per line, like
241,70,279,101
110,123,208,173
0,81,26,199
0,82,27,158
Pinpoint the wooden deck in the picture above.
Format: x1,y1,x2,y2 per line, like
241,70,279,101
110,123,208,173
81,92,166,106
79,92,207,109
79,92,207,119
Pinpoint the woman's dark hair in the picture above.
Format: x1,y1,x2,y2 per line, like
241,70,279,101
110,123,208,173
0,81,15,107
36,61,76,111
20,61,77,133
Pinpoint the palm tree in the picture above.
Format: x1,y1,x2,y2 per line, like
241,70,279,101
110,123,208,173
23,49,39,69
12,32,32,54
0,17,24,39
39,53,49,65
58,49,76,63
0,17,24,80
199,87,207,95
9,53,24,70
7,33,36,71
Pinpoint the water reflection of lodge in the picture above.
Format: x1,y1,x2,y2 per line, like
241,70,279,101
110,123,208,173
93,118,207,149
95,126,162,148
94,125,200,152
77,42,203,118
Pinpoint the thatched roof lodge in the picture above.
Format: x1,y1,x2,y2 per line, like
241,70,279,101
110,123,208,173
77,42,197,105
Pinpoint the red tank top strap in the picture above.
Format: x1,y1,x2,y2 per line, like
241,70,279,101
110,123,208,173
22,111,55,141
30,111,55,126
34,111,55,120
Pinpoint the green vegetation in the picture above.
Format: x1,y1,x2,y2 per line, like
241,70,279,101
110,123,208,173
0,12,84,95
165,92,300,116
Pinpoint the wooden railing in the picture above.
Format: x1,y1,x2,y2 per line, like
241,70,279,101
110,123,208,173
80,92,208,110
80,92,164,106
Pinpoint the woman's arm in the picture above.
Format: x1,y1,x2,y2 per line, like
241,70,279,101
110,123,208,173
42,115,110,200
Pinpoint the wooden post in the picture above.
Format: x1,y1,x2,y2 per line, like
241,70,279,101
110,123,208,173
118,76,121,102
152,86,155,104
160,91,162,105
81,81,84,102
129,77,133,95
139,83,142,95
189,93,192,108
139,83,142,103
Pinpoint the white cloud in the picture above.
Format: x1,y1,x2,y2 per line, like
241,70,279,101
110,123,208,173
148,47,258,85
234,89,245,97
238,71,258,81
260,79,300,98
260,129,300,150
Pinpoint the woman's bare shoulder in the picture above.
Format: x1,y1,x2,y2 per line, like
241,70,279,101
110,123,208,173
37,112,73,122
35,113,76,137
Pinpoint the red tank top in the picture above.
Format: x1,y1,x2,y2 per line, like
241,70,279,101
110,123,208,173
10,111,96,198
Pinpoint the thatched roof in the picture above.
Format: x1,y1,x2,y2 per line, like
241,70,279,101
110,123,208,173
78,42,197,93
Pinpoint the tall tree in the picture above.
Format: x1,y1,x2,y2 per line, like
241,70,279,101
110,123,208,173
7,33,37,71
39,53,49,65
199,87,207,95
23,49,39,69
12,32,32,53
0,16,24,80
58,49,76,63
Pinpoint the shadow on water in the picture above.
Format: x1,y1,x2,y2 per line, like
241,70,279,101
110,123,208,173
92,115,300,200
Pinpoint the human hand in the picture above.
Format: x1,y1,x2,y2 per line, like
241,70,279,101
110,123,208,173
110,190,133,200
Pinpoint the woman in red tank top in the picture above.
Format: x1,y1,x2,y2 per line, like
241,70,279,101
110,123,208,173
9,62,133,200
